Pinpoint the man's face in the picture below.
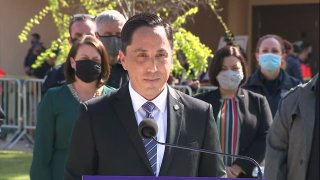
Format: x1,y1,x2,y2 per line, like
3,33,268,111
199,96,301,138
120,26,173,100
69,20,96,45
97,20,124,64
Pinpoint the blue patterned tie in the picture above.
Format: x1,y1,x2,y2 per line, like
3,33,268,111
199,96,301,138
141,102,157,175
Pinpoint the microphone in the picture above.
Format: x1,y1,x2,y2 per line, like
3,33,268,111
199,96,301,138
138,118,263,179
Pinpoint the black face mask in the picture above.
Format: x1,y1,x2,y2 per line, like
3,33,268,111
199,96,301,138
75,60,101,83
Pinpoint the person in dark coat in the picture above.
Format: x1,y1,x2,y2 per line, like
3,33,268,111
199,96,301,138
24,33,46,76
65,13,226,179
195,46,272,178
95,10,129,89
244,34,300,117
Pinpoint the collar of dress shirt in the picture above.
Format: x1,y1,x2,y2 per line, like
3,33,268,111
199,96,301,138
128,81,168,113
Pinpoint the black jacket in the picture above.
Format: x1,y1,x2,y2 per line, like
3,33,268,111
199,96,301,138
243,69,300,117
42,64,65,95
106,62,129,89
65,85,226,179
195,88,272,176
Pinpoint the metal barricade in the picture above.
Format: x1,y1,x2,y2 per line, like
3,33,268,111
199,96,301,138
20,79,44,147
171,85,192,95
0,78,43,149
196,86,218,95
0,78,23,149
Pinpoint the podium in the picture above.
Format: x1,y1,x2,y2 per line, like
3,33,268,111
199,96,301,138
83,176,265,180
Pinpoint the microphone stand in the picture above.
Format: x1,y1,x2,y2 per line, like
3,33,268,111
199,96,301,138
152,137,263,179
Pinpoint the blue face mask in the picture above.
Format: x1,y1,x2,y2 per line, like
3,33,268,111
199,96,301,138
258,53,281,73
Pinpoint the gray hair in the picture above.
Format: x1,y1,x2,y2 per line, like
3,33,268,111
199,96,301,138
96,10,126,26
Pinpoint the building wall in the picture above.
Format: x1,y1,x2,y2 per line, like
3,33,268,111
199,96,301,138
185,0,318,74
0,0,318,76
184,0,230,52
0,0,58,76
246,0,319,73
226,0,319,53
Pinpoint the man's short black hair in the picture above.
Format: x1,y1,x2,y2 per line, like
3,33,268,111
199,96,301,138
120,13,173,54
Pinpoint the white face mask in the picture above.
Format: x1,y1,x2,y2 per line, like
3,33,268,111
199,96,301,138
216,70,244,90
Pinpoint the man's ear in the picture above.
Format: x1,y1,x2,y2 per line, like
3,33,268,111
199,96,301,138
119,50,127,70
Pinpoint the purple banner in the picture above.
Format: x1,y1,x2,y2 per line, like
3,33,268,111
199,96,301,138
83,176,264,180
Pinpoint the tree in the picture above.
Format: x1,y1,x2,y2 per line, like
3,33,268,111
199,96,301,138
19,0,233,79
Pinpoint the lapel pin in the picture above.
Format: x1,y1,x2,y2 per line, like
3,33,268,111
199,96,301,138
173,104,179,111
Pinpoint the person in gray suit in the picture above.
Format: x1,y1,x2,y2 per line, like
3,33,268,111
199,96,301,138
265,73,319,180
65,13,226,179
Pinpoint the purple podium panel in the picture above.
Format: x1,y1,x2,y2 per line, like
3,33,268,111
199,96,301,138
83,176,265,180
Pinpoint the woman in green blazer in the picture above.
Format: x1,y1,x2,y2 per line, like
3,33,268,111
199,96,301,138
30,35,115,180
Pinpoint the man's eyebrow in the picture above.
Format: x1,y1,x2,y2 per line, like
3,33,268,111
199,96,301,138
133,48,169,53
133,48,147,52
157,48,167,52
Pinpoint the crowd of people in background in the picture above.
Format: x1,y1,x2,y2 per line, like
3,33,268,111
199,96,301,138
195,46,272,178
0,9,318,180
18,22,317,91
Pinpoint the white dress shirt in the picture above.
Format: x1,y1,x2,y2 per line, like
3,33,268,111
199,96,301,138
129,82,168,176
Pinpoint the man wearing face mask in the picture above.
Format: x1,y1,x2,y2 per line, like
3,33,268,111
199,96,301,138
244,34,300,117
95,10,129,89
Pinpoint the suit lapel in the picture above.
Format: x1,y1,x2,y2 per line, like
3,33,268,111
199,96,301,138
114,85,154,174
159,86,184,175
211,90,221,120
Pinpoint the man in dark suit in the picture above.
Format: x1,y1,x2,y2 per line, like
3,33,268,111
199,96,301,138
65,13,226,179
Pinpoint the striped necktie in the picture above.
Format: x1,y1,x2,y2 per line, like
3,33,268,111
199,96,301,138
141,101,157,175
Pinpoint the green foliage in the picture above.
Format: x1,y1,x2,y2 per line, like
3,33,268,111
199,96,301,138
172,7,198,30
18,0,229,78
208,0,237,47
18,6,50,43
172,7,212,79
80,0,117,16
173,29,212,79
